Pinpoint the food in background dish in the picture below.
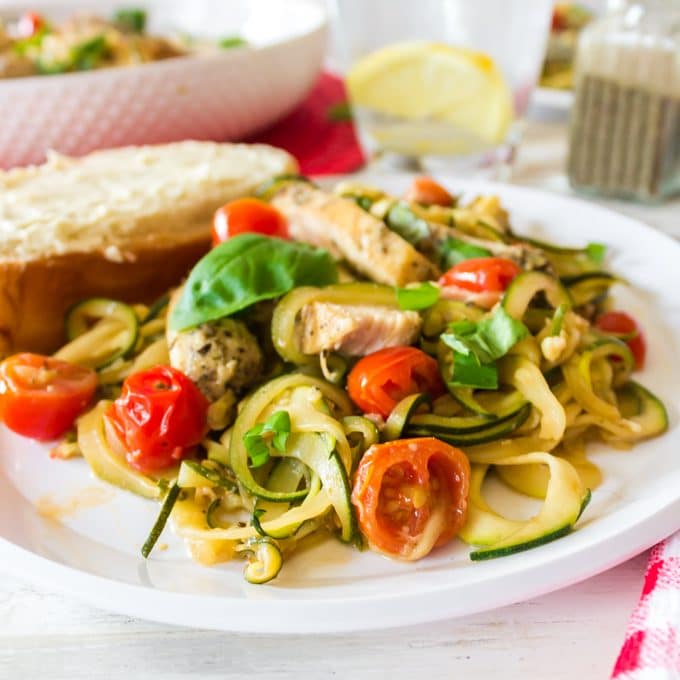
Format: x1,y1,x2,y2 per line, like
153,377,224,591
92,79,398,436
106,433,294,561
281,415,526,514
0,170,667,584
0,8,247,78
540,3,594,90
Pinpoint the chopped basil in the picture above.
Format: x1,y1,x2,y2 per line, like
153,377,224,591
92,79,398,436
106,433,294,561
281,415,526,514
385,203,431,246
396,282,440,311
438,238,492,270
218,35,248,49
441,307,529,389
327,101,353,122
243,411,291,469
113,8,147,33
586,242,607,264
170,234,337,331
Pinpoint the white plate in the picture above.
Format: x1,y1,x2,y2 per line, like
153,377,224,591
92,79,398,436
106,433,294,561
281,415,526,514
1,177,678,633
0,0,327,169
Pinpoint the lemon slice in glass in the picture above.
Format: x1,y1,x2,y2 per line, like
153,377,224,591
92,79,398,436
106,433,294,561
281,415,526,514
346,42,514,154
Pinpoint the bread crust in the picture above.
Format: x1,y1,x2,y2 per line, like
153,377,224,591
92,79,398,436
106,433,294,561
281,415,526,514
0,235,210,355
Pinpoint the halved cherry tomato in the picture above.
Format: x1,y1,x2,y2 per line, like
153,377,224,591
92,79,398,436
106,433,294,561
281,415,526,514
595,311,646,370
404,176,454,207
108,366,209,474
439,257,521,293
347,346,445,419
0,353,97,441
17,11,44,38
352,437,470,560
211,198,288,246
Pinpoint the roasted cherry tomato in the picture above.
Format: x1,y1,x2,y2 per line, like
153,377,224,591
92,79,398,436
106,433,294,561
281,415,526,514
347,346,445,419
595,311,646,370
17,11,44,38
404,176,454,207
352,437,470,560
211,198,288,246
108,366,209,473
439,257,521,293
0,353,97,441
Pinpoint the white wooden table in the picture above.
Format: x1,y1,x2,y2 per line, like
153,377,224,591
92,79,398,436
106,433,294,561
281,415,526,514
1,114,678,680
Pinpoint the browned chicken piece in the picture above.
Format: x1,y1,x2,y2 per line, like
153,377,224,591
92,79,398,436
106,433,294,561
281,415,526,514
299,302,422,356
272,184,438,286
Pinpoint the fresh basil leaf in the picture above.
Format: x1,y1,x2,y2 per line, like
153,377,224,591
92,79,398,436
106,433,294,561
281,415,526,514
441,307,528,389
449,351,498,390
264,411,291,453
218,35,248,49
327,101,353,122
243,411,291,468
441,331,473,356
438,238,492,269
586,242,607,264
385,203,431,246
243,423,270,468
475,306,529,362
113,8,147,33
396,282,440,311
170,234,338,331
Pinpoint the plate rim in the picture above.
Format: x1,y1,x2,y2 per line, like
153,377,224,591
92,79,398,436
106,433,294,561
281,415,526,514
1,177,679,633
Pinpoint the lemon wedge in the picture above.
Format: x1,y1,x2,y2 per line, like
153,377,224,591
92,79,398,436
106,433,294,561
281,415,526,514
346,42,514,152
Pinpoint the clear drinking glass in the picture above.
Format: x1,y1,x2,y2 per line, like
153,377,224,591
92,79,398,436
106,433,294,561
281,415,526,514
331,0,553,177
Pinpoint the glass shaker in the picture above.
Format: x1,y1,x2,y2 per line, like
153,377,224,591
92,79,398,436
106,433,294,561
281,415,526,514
567,0,680,202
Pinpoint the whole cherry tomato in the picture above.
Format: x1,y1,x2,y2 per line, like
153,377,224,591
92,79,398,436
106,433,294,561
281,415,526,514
352,437,470,560
347,346,444,418
595,311,646,370
439,257,521,293
108,366,208,473
211,198,288,246
0,353,97,441
404,176,454,207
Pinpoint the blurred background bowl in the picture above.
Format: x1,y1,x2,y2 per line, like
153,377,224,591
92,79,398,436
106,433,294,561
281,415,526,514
0,0,327,168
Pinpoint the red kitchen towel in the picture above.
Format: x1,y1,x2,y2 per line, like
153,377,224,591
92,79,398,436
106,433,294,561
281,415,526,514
249,71,365,176
612,532,680,679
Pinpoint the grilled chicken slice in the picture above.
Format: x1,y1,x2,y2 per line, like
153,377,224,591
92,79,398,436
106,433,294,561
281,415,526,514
271,184,438,286
299,302,422,356
168,318,263,401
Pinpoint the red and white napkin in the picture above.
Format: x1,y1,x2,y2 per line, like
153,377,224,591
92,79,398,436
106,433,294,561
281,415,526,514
613,532,680,679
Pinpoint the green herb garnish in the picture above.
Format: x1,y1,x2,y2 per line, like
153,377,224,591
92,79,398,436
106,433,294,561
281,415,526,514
396,282,440,311
586,242,607,264
243,411,291,469
441,307,529,389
